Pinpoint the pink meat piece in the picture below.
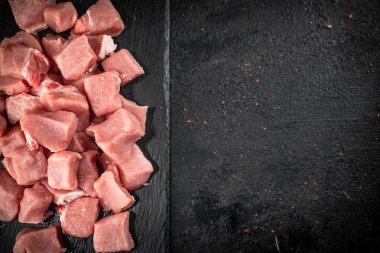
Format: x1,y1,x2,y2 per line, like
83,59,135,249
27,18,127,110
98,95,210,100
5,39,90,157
13,226,64,253
97,152,122,185
18,182,52,224
87,35,117,61
87,108,144,163
121,96,148,131
0,95,5,113
58,197,100,237
0,76,29,95
84,71,122,117
47,151,82,190
77,150,99,197
93,171,135,213
72,0,125,37
41,34,66,74
8,0,56,33
6,93,43,124
20,110,78,152
43,2,78,33
67,132,97,153
1,31,42,52
53,35,97,80
10,146,47,186
117,144,153,191
0,114,6,137
3,157,17,181
0,169,24,221
63,63,100,93
102,49,145,86
0,44,50,87
0,125,26,157
41,180,86,205
93,212,134,252
39,85,89,131
30,74,62,97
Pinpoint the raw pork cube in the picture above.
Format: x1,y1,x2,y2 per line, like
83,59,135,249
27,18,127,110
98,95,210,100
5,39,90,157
72,0,125,37
84,71,122,117
87,35,117,61
53,35,96,80
30,73,62,96
58,197,100,237
20,110,78,152
13,226,64,253
77,150,99,197
42,34,66,74
41,180,86,205
1,31,42,51
121,96,148,131
0,114,6,137
11,146,47,186
0,170,24,221
0,125,26,157
93,212,134,252
97,152,122,185
93,171,135,213
8,0,55,33
87,109,144,163
0,44,50,87
67,132,98,153
39,85,89,131
48,151,82,190
18,182,52,224
102,49,144,86
6,93,42,124
43,2,78,33
63,63,100,93
117,144,153,191
0,76,29,95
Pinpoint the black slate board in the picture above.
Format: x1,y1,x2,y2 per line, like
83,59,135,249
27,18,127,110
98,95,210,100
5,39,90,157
170,0,380,253
0,0,169,252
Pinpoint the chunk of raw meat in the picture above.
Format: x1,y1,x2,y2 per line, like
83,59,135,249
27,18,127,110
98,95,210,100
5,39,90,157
58,197,100,237
87,109,144,163
63,63,100,93
43,2,78,33
117,144,153,191
41,180,86,205
30,73,62,96
87,35,117,61
39,85,89,131
1,31,42,52
102,49,144,86
0,125,26,157
0,76,30,95
20,110,78,152
0,169,24,221
77,150,99,197
121,96,148,131
0,44,50,87
93,212,134,252
3,157,17,180
41,34,66,74
72,0,125,37
13,226,64,253
11,146,47,185
53,35,96,80
0,114,6,137
6,93,42,124
84,71,122,117
18,182,52,224
97,152,122,185
94,171,135,213
8,0,56,33
67,132,97,153
47,151,82,190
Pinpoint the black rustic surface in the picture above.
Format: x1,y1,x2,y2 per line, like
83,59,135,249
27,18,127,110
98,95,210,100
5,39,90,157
170,0,380,253
0,0,169,252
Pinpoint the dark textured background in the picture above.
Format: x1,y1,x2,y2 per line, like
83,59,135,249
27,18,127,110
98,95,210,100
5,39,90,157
0,0,169,252
170,0,380,253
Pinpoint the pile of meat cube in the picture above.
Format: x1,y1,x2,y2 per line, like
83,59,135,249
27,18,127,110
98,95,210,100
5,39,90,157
0,0,153,252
